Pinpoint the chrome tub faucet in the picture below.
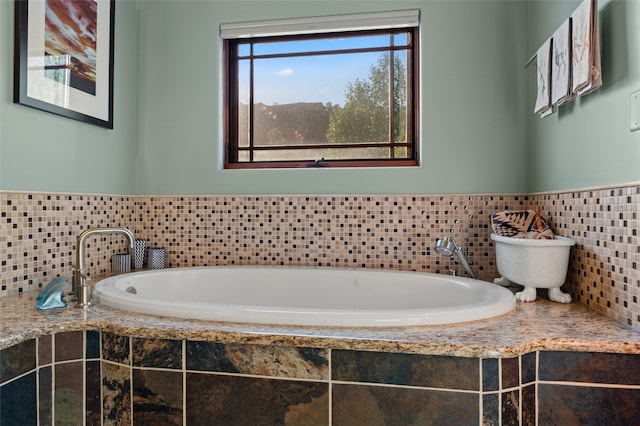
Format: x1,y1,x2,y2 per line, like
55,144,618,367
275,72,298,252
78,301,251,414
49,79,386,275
74,227,135,308
434,237,476,279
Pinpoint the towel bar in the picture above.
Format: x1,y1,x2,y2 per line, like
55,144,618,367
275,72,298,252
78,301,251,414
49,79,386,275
524,52,537,68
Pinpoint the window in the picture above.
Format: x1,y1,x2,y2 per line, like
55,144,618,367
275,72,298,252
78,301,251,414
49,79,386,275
222,11,419,169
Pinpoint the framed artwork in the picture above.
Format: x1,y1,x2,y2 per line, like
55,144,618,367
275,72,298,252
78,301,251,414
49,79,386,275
14,0,115,128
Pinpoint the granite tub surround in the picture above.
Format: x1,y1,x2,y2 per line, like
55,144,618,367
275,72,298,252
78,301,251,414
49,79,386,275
3,292,640,357
2,324,640,425
187,373,329,425
134,368,183,425
0,330,99,425
0,339,37,425
103,361,131,425
332,349,481,425
186,341,329,379
333,383,480,425
537,351,640,425
0,294,637,361
185,342,330,424
1,293,640,424
133,336,182,369
5,295,640,424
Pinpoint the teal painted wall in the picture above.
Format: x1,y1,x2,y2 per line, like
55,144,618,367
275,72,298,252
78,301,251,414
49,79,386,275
5,1,636,195
0,0,138,193
527,0,640,192
136,0,529,195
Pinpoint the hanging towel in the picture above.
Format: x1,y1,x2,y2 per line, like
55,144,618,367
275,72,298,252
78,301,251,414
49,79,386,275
551,18,572,106
534,38,552,115
571,0,602,96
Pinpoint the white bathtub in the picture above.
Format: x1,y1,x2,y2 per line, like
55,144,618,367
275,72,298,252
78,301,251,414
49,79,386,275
93,267,516,327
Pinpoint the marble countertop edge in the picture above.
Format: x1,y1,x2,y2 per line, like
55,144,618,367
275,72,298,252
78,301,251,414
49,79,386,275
1,293,640,358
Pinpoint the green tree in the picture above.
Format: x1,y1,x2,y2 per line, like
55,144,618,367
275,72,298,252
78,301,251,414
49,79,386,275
327,53,407,151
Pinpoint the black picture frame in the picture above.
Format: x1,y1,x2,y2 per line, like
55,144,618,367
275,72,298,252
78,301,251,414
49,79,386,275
14,0,115,129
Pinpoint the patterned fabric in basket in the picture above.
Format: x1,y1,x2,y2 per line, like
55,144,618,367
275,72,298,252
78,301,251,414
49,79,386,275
491,209,555,239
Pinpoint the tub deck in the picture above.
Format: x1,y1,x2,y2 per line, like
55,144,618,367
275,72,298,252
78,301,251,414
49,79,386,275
1,289,640,357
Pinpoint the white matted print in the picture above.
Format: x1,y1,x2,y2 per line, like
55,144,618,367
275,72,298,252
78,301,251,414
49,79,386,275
14,0,115,128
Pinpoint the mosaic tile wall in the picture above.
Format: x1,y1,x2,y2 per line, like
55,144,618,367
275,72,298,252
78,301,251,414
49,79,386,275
0,193,135,295
3,331,640,425
1,191,531,294
530,184,640,328
132,194,529,276
1,183,638,329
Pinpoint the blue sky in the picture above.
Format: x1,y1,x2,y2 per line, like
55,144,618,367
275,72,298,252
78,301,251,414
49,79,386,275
249,51,381,106
237,34,408,106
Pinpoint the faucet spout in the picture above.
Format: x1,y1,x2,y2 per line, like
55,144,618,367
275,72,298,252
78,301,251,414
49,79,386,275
434,237,476,279
74,227,135,308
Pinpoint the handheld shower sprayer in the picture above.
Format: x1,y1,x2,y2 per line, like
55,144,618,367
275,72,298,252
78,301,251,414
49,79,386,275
435,237,476,279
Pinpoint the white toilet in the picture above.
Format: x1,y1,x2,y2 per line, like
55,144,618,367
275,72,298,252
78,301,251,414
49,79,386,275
491,233,576,303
